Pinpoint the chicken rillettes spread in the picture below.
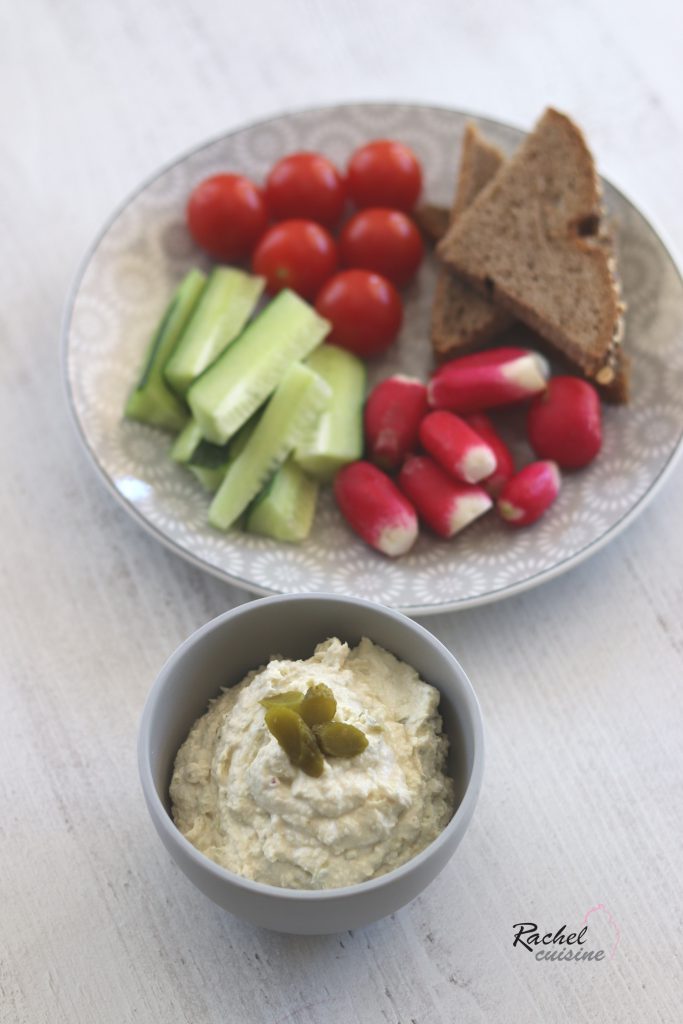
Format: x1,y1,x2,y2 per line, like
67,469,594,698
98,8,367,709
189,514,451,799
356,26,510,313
170,637,455,889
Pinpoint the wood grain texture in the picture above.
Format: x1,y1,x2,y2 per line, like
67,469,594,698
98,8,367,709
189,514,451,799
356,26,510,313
2,1,682,1021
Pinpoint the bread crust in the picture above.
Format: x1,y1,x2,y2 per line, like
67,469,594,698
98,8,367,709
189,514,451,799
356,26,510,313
431,123,513,360
437,109,624,384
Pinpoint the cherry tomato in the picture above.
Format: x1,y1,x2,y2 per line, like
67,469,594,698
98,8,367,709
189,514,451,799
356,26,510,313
252,219,338,300
347,140,422,212
315,270,403,358
265,151,347,228
186,174,268,262
339,208,423,288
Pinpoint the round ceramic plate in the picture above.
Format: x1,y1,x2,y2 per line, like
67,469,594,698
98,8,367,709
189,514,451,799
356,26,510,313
63,103,683,614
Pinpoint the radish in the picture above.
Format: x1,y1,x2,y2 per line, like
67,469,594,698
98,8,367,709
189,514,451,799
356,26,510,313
465,413,516,497
428,347,549,413
364,375,428,472
497,461,561,527
398,455,492,538
527,376,602,469
334,461,418,556
419,410,497,484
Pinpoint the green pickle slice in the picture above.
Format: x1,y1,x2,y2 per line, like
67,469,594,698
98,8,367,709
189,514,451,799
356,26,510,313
259,690,305,711
299,683,337,727
314,722,369,758
264,706,324,778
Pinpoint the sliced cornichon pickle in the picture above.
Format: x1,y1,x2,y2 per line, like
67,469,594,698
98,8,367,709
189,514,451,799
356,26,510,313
314,722,368,757
259,690,305,711
294,344,366,482
245,457,318,543
164,267,264,396
124,268,206,432
264,706,324,777
299,683,337,727
208,363,330,531
188,289,331,445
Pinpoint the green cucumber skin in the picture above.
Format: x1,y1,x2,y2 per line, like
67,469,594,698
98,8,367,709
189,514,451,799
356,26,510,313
246,457,318,543
170,419,204,463
164,268,264,396
208,363,331,531
188,464,229,493
124,268,206,432
181,411,261,492
294,344,366,482
188,289,331,445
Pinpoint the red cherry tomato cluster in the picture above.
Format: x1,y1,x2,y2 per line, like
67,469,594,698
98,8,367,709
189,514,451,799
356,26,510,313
335,349,604,557
185,140,425,359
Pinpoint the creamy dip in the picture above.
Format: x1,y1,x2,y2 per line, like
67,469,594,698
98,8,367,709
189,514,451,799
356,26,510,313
170,637,455,890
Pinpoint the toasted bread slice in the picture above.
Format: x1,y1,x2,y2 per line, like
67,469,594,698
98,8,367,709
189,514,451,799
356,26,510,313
413,203,451,244
437,108,624,388
431,124,513,361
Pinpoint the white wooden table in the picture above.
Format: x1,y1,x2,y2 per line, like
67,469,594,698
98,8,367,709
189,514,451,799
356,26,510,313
3,2,682,1021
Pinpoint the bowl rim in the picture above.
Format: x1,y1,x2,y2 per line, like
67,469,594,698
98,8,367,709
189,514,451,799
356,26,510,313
138,592,485,900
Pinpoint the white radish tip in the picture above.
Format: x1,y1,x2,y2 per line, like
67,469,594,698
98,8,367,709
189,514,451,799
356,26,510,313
448,492,493,535
497,499,524,522
501,353,548,393
546,461,562,491
378,521,419,557
530,352,551,379
460,445,498,484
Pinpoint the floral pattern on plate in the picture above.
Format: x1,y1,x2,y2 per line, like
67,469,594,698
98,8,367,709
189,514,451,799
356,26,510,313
64,103,683,613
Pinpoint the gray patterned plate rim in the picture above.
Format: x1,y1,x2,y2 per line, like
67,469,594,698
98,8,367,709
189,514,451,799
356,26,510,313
61,101,683,615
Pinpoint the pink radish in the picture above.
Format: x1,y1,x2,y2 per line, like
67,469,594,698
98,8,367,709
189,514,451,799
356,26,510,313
419,410,497,484
398,455,492,538
364,375,428,472
441,346,531,367
428,347,549,413
527,376,602,469
497,461,561,527
465,413,515,497
334,461,418,556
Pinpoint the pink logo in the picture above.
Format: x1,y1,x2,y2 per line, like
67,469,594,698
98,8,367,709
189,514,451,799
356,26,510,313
582,904,621,961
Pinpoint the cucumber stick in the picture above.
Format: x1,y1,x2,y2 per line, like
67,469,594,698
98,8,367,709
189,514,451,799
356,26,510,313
164,267,264,396
208,363,331,530
246,457,318,542
171,418,204,463
294,344,366,481
188,289,331,445
124,268,206,431
186,414,259,492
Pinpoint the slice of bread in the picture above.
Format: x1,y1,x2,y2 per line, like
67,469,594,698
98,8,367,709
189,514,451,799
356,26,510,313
431,124,513,361
413,203,451,244
437,108,625,388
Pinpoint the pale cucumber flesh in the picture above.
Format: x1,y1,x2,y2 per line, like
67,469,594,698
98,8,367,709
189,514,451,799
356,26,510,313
294,344,366,481
208,362,331,530
180,414,260,492
170,419,204,463
124,268,206,431
164,267,264,396
188,464,229,493
246,457,318,542
188,289,331,445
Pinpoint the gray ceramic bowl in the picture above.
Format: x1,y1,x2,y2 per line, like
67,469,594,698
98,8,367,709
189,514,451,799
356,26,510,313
138,594,484,934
